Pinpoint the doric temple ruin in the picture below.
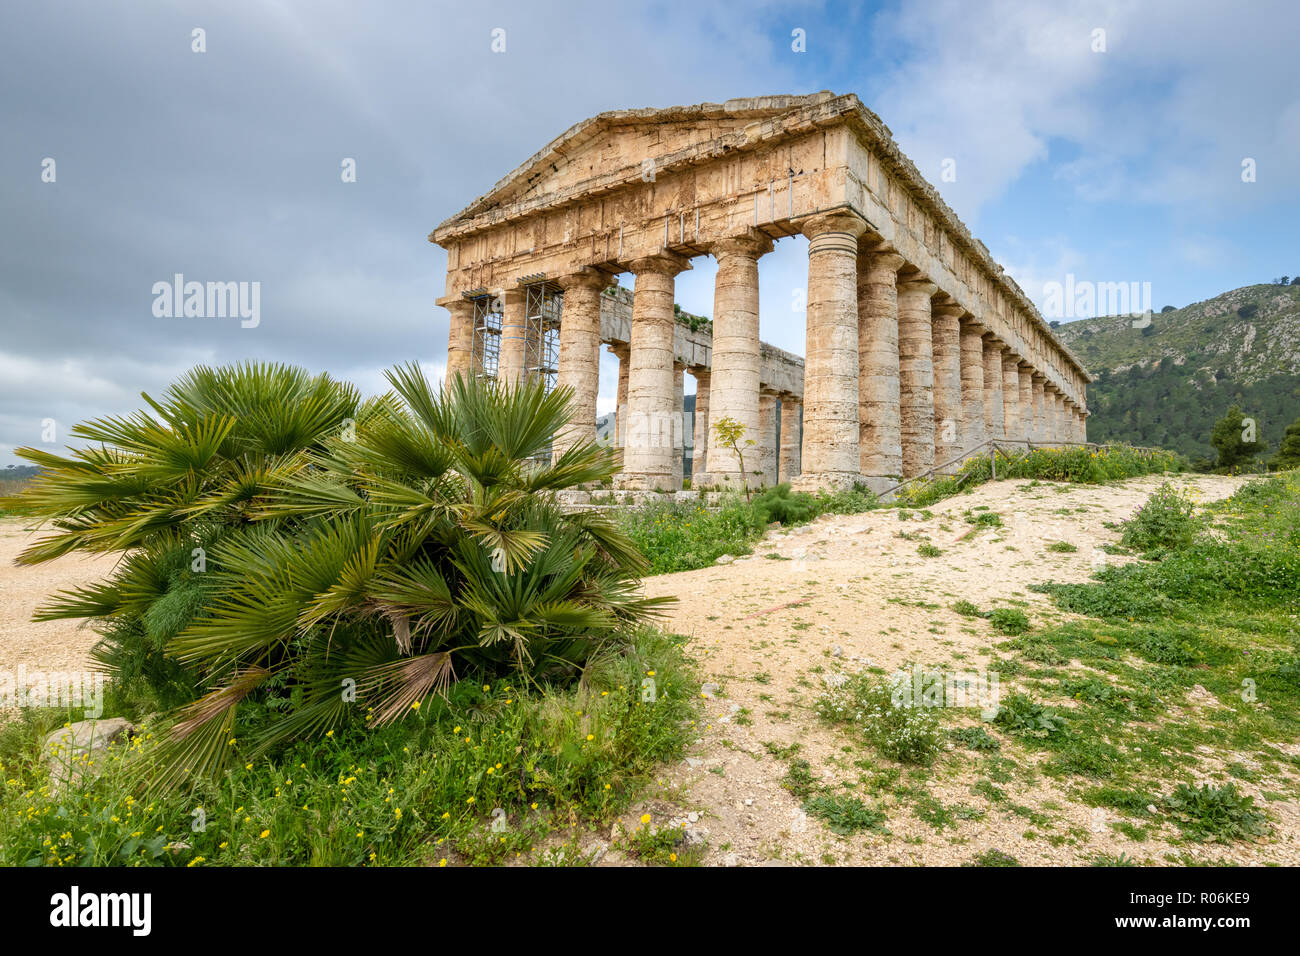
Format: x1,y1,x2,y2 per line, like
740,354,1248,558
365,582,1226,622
430,92,1091,492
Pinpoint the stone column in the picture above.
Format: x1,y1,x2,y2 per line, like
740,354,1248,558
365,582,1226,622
959,317,986,454
897,277,938,478
1030,375,1047,443
779,397,802,483
982,335,1005,443
611,344,630,447
1017,364,1034,449
444,298,475,383
793,211,868,491
1055,392,1068,443
931,299,965,472
691,368,710,482
857,248,905,486
553,269,608,459
1001,350,1022,445
617,254,690,490
758,392,779,487
1043,385,1059,443
1079,408,1089,443
703,230,772,488
672,364,686,487
497,287,527,384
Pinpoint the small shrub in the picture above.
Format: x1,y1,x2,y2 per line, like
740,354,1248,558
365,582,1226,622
780,758,817,799
1121,483,1202,552
1162,783,1269,843
750,483,817,526
952,600,982,618
992,693,1067,738
1047,541,1078,553
817,673,943,765
989,608,1031,635
918,543,943,558
965,849,1020,867
950,726,1001,751
964,510,1004,529
802,795,888,835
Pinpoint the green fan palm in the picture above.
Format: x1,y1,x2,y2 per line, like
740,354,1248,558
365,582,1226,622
4,362,668,788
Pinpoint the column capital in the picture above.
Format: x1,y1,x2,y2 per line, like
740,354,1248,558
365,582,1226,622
958,313,986,332
1031,370,1046,383
798,209,869,243
897,276,938,297
931,300,965,320
556,266,615,291
859,247,906,280
707,228,774,260
625,252,692,277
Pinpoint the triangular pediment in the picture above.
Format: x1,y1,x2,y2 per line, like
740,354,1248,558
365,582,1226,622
433,93,850,236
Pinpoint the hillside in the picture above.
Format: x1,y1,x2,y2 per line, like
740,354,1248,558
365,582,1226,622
1055,283,1300,463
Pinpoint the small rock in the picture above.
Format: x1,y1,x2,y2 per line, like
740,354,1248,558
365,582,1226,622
831,645,844,658
1146,804,1158,815
723,853,739,867
715,554,735,565
687,812,699,823
681,828,707,847
43,717,137,789
588,842,609,865
701,682,720,698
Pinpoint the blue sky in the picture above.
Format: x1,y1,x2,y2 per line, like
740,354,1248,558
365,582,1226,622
2,0,1297,464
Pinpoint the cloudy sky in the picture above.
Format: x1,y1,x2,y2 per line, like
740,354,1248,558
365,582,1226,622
2,0,1297,465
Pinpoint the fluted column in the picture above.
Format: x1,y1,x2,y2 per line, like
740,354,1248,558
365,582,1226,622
982,334,1005,443
1030,375,1047,443
1054,391,1068,443
617,254,690,490
1001,350,1022,445
1043,385,1060,443
691,368,710,481
779,397,801,483
758,392,779,487
703,230,772,488
793,211,869,490
1079,408,1089,443
498,287,527,384
931,300,965,472
672,364,685,487
959,317,986,454
553,269,609,459
857,248,905,484
445,299,475,383
897,277,938,478
611,343,629,447
1017,364,1034,449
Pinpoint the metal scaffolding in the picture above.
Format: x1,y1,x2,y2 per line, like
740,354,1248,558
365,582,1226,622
468,290,502,381
522,280,563,394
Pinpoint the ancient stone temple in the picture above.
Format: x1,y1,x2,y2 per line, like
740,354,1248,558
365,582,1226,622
430,92,1091,492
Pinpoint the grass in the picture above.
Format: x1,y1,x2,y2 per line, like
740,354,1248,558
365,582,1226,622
622,444,1185,576
994,474,1300,838
0,628,700,866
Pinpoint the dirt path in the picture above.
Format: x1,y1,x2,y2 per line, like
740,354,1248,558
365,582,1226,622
0,521,119,678
617,472,1300,867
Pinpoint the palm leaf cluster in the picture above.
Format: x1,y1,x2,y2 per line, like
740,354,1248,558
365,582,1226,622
5,362,665,787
